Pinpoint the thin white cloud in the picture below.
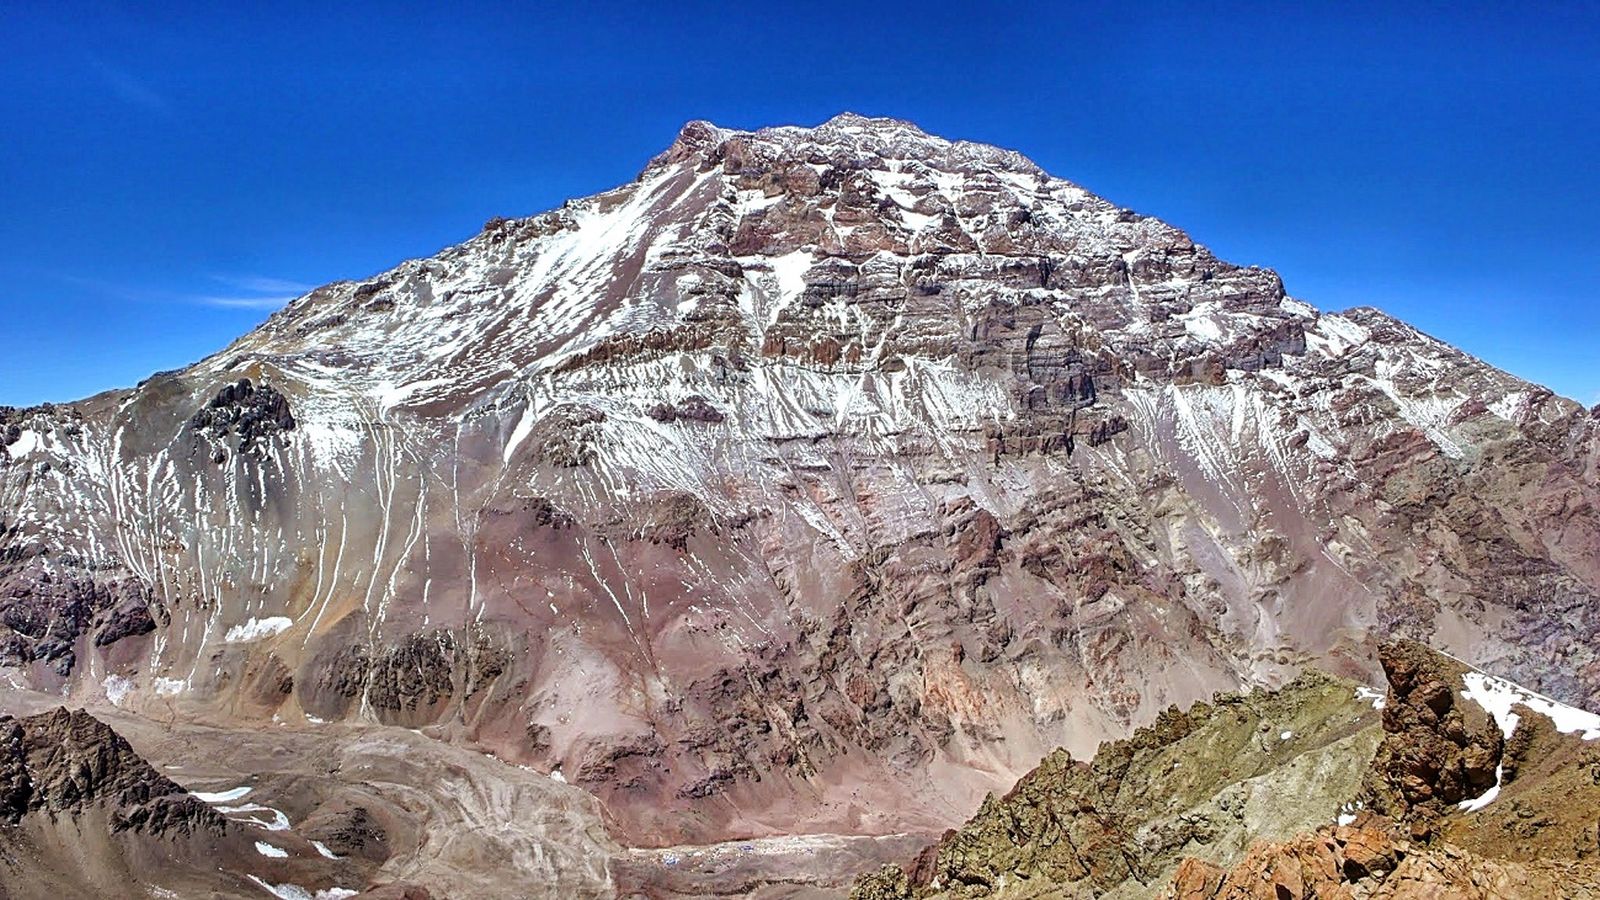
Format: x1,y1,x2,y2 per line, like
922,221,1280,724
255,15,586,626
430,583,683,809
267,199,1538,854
210,275,314,294
58,272,305,312
87,56,173,117
192,274,311,311
192,295,296,310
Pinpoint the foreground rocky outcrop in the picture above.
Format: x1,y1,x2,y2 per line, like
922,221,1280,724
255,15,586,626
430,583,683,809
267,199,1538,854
1357,639,1504,821
854,641,1600,899
0,707,276,898
851,672,1382,898
1163,813,1600,900
1165,642,1600,899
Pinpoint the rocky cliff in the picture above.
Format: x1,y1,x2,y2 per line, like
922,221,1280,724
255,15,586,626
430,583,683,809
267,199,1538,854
0,706,223,834
0,706,397,898
2,115,1597,858
851,641,1600,899
1163,641,1600,899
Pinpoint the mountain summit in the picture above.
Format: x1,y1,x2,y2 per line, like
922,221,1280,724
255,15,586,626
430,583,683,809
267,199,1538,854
3,116,1598,860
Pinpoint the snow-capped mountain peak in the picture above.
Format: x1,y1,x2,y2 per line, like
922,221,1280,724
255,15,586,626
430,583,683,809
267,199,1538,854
3,115,1597,851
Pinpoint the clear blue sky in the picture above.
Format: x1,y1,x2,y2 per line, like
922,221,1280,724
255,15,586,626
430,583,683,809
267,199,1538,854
3,2,1596,406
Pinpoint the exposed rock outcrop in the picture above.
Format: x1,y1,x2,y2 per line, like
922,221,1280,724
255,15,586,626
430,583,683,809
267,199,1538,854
1162,813,1600,900
1358,641,1503,820
1162,642,1600,899
189,377,296,456
0,707,224,836
0,556,157,676
856,641,1600,900
851,672,1381,898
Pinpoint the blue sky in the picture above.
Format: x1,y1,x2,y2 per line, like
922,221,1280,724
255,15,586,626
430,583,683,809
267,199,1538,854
2,2,1596,406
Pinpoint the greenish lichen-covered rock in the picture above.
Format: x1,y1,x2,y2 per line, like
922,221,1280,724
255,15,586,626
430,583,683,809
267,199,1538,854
851,863,915,900
854,669,1383,899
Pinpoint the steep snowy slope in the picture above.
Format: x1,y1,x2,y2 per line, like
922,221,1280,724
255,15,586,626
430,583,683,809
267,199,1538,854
2,114,1597,847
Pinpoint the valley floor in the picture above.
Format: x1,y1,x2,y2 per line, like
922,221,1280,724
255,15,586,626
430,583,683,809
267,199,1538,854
0,685,917,899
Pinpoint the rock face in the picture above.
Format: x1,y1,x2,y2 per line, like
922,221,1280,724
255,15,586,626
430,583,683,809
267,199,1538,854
1162,814,1600,900
1358,641,1503,819
0,706,223,835
850,672,1382,898
1,114,1598,848
189,377,297,461
0,562,157,677
855,641,1600,899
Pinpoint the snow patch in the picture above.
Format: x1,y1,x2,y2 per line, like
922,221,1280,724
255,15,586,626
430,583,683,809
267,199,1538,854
1368,375,1465,459
1334,799,1365,826
1459,768,1503,813
767,251,813,309
102,674,135,707
153,677,187,696
1176,301,1226,343
1488,391,1528,423
254,840,289,858
1455,669,1600,812
1355,686,1387,710
225,616,293,643
244,876,358,900
1313,314,1369,354
221,802,292,831
503,400,538,464
6,430,41,457
192,785,252,803
1460,671,1600,741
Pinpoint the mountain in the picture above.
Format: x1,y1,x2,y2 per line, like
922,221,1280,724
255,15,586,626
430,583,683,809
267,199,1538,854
2,114,1598,893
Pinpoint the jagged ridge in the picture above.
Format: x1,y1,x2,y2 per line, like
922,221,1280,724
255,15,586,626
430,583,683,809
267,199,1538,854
852,641,1600,899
